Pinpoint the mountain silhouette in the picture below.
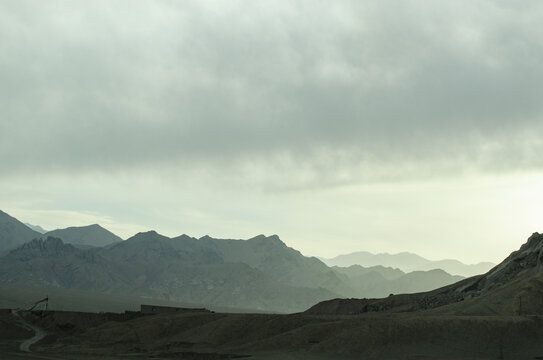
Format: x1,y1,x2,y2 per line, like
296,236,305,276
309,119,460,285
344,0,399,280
307,232,543,316
0,210,42,253
322,250,494,277
0,210,470,312
45,224,123,248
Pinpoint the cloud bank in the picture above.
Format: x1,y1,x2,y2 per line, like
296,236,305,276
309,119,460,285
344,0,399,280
2,0,543,188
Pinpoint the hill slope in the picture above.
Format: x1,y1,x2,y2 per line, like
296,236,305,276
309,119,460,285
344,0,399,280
307,232,543,316
0,210,41,253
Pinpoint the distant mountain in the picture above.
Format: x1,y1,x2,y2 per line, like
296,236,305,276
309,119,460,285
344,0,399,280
332,264,463,298
45,224,123,247
0,210,42,253
322,251,494,277
0,234,337,313
307,232,543,316
0,237,133,292
332,264,404,281
24,223,47,234
9,236,78,260
416,258,495,277
100,231,340,311
0,230,464,311
386,269,464,295
195,234,351,295
0,211,471,312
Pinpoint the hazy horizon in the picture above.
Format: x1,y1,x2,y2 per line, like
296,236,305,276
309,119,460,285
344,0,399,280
2,1,543,264
2,208,507,265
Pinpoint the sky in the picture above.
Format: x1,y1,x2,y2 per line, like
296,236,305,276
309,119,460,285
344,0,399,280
1,0,543,264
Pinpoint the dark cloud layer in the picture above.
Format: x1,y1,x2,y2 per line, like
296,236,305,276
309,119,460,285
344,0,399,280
2,0,543,182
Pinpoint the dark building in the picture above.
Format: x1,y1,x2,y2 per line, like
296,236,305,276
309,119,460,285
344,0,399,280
140,304,211,314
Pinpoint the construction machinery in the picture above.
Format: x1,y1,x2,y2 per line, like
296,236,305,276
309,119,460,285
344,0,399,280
27,296,48,311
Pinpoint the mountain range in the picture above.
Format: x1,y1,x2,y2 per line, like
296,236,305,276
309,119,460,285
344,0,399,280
4,232,543,360
322,250,495,277
0,210,472,312
0,210,121,253
308,231,543,317
0,233,337,312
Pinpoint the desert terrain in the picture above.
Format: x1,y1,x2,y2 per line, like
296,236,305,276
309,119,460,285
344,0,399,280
2,307,543,359
3,235,543,360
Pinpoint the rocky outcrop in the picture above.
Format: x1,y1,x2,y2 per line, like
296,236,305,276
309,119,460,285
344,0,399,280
453,232,543,297
8,237,77,261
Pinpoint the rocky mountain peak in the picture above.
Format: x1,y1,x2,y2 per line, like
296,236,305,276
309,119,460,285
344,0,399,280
268,234,284,244
485,232,543,278
9,236,77,261
519,232,543,253
446,232,543,301
43,224,123,248
129,230,165,241
248,234,286,247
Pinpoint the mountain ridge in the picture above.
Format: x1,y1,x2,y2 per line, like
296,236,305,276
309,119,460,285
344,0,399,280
0,210,42,253
307,232,543,316
24,222,47,233
0,210,472,312
321,250,495,277
0,234,338,312
45,224,123,247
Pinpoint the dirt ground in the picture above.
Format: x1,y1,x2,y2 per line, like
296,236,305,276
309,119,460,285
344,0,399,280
2,309,543,360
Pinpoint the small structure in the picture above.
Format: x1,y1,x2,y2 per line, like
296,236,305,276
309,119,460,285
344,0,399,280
28,296,48,311
140,304,211,315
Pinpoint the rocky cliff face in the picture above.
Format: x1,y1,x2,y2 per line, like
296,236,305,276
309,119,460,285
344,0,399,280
8,237,77,260
453,232,543,297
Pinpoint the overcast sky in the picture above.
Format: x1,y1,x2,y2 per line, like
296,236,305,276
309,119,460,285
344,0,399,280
1,0,543,264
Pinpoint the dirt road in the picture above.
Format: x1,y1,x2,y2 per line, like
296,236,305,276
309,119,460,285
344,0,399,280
12,310,47,352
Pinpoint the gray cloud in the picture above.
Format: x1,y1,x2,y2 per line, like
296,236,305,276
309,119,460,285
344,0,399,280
2,0,543,184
